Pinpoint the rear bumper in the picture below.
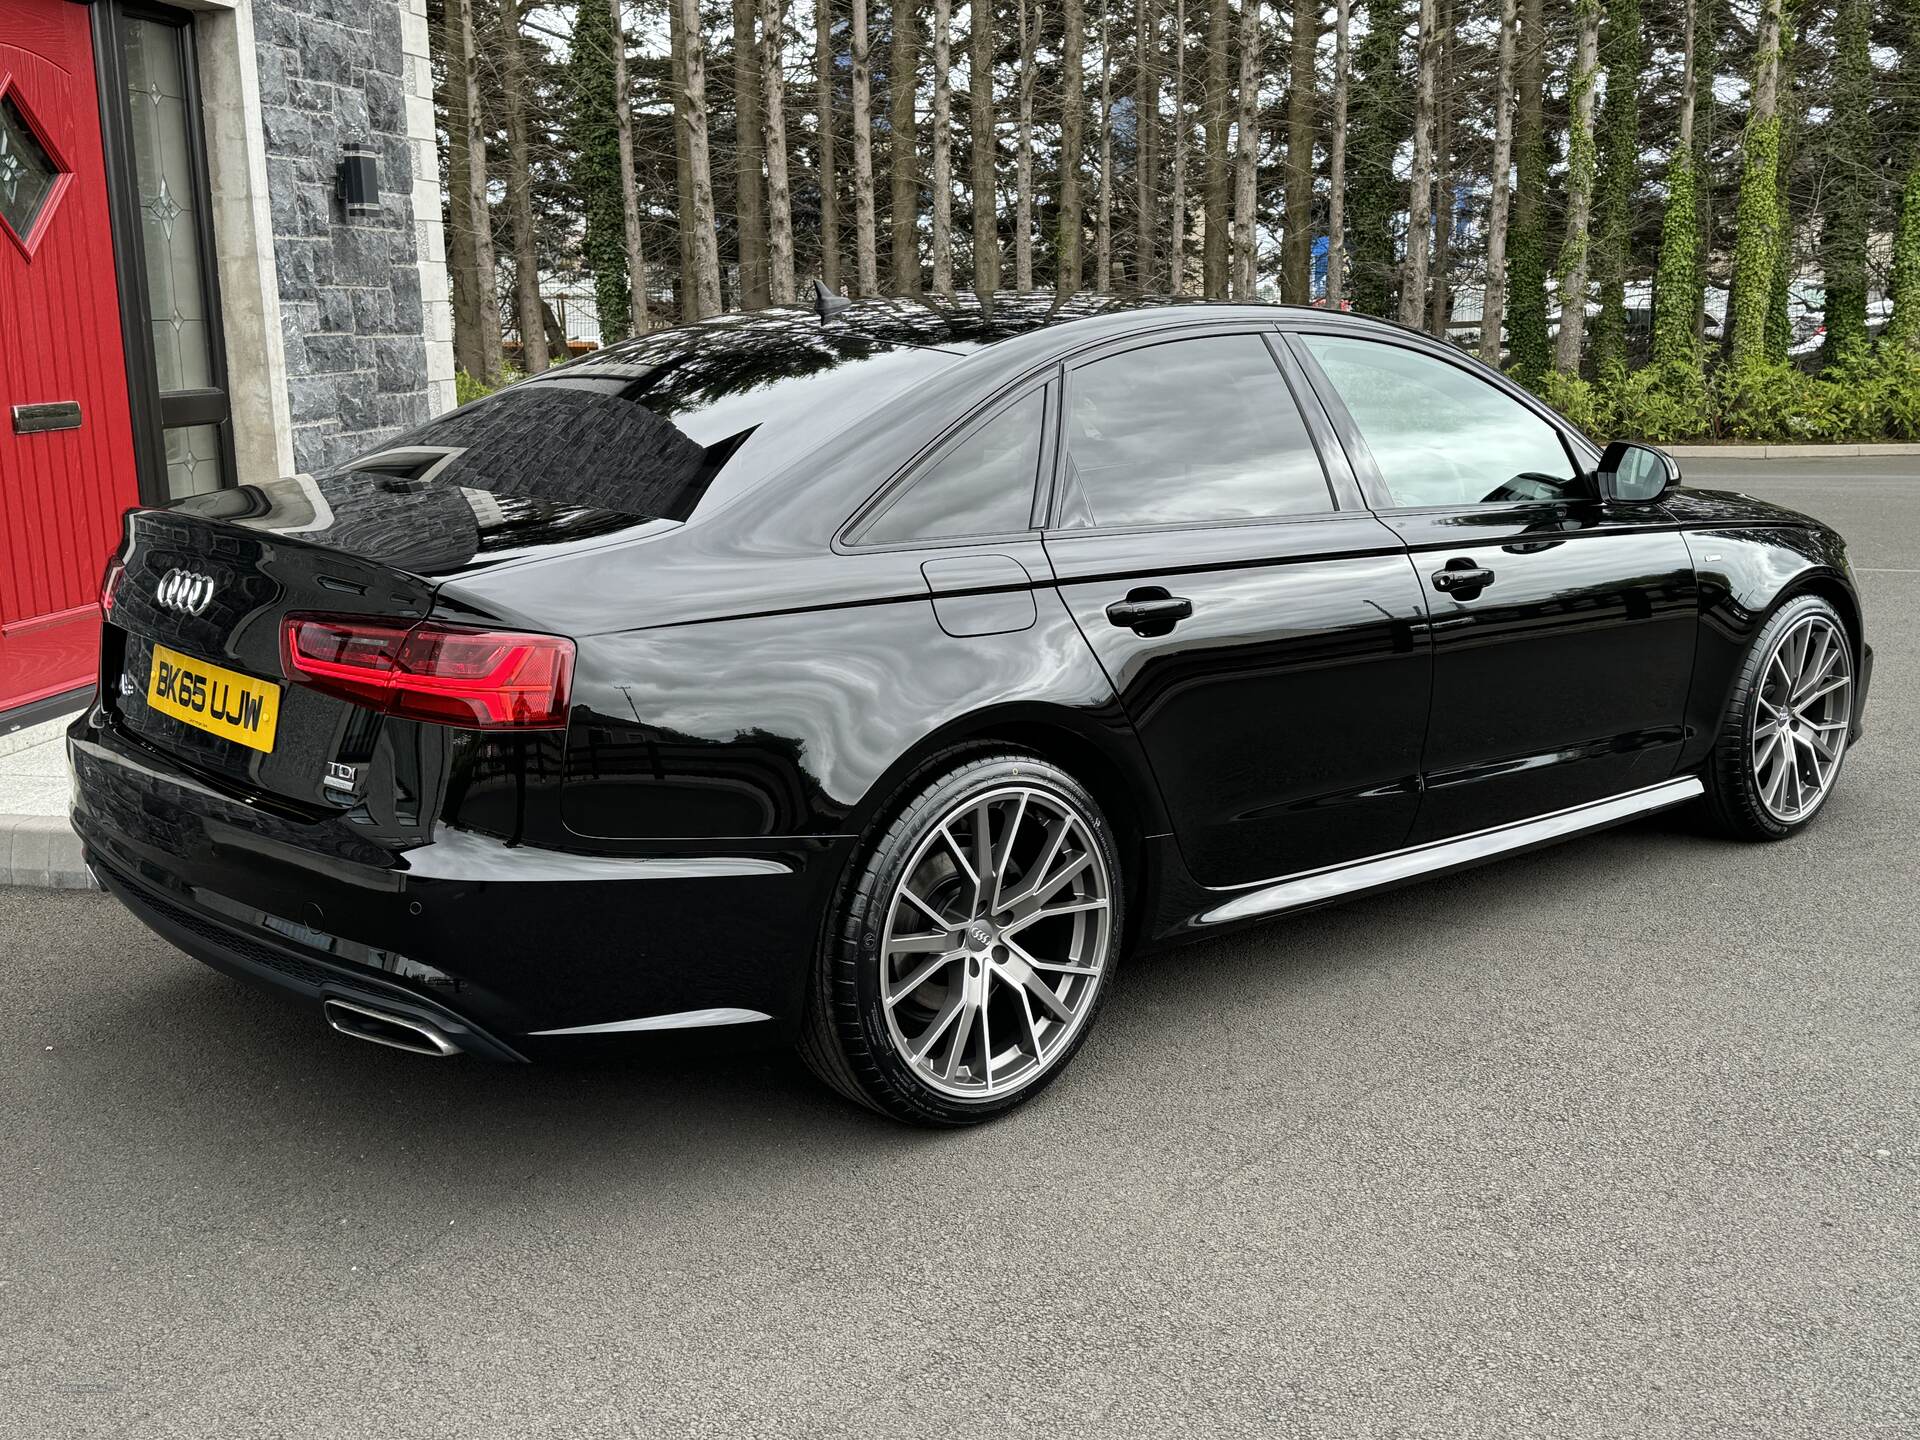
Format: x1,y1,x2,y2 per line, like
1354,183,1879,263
69,714,844,1051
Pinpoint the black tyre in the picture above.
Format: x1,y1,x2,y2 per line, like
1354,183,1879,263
799,753,1124,1126
1702,593,1855,841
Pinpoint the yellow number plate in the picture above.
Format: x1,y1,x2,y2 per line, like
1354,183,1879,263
146,643,282,754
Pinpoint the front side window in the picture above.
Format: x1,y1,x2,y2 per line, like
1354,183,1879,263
1060,334,1332,528
1300,334,1578,508
861,388,1045,544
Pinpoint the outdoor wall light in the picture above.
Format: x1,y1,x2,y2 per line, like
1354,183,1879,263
337,147,380,216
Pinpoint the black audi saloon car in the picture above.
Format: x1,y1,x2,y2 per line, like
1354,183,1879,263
70,293,1872,1125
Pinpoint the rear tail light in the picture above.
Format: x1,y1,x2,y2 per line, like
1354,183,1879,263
281,615,575,730
100,556,126,617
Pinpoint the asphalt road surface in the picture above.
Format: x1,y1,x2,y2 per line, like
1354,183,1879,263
3,457,1915,1438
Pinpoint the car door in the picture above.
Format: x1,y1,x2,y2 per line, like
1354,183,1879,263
1290,329,1699,842
1044,327,1432,889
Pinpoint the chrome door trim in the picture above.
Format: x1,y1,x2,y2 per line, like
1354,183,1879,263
530,1007,773,1036
1197,776,1705,925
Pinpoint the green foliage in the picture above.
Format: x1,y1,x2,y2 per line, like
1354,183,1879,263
454,367,524,406
569,0,632,345
1651,156,1702,371
1519,349,1920,446
1889,165,1920,352
1589,0,1642,377
1507,129,1551,380
1821,0,1872,363
1346,0,1408,320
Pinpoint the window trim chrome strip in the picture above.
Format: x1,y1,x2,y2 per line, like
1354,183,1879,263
1198,776,1706,926
530,1007,774,1037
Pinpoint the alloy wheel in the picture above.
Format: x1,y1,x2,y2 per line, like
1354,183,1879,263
1750,612,1852,824
879,784,1115,1101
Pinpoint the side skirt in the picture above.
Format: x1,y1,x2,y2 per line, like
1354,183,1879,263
1197,777,1706,926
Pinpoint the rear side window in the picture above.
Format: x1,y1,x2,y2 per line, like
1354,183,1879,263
860,389,1046,544
1059,334,1331,528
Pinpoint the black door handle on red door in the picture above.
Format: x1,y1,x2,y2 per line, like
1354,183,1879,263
1431,561,1496,596
1106,588,1194,634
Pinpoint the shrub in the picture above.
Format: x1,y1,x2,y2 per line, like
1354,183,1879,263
453,367,524,406
1610,361,1714,443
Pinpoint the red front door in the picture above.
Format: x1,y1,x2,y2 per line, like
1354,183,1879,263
0,0,139,713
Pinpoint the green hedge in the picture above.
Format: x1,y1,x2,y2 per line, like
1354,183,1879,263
1517,347,1920,445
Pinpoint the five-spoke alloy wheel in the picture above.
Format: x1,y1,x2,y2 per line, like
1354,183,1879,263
801,754,1123,1125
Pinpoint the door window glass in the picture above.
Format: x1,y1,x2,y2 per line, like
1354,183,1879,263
0,94,62,246
1301,334,1577,508
1060,334,1331,528
862,388,1045,543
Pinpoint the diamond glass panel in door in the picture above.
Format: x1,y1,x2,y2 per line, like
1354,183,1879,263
0,93,63,246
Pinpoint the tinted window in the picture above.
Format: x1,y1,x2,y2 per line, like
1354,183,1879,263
1301,334,1577,508
1060,335,1331,528
863,389,1045,543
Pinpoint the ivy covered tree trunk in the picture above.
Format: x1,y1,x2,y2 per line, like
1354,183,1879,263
1765,14,1798,365
1589,0,1640,378
1650,0,1700,371
1728,0,1784,367
1506,0,1548,377
1347,0,1404,319
1891,0,1920,349
1552,0,1599,374
1478,0,1516,363
1822,0,1870,362
571,0,633,345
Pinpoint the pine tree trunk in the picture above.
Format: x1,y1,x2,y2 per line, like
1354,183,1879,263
851,0,879,292
1169,0,1188,291
499,0,545,371
453,0,501,377
1098,0,1115,291
1477,0,1515,363
762,0,797,303
1282,0,1315,302
1398,0,1436,329
441,0,485,379
680,0,725,317
611,0,650,335
1427,0,1450,338
735,0,770,307
931,0,956,297
1551,0,1599,372
672,0,699,313
971,0,1001,301
1016,0,1038,289
1133,0,1157,293
1202,0,1230,298
1727,0,1782,366
1325,0,1349,310
1231,0,1257,299
890,6,919,293
1506,0,1548,376
1060,0,1086,293
816,0,841,291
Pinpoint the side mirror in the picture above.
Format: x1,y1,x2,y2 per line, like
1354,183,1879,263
1595,440,1680,504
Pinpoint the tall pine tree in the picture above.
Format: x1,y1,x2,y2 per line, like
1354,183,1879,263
1347,0,1406,319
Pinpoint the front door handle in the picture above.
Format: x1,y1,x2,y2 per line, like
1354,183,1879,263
1431,559,1496,596
1106,587,1193,635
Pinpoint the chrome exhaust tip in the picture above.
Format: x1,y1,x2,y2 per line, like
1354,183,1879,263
322,998,460,1057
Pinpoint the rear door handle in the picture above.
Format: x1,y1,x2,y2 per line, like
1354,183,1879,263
1431,560,1496,596
1106,587,1193,635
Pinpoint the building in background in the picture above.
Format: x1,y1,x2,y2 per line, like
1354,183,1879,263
1,0,453,721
